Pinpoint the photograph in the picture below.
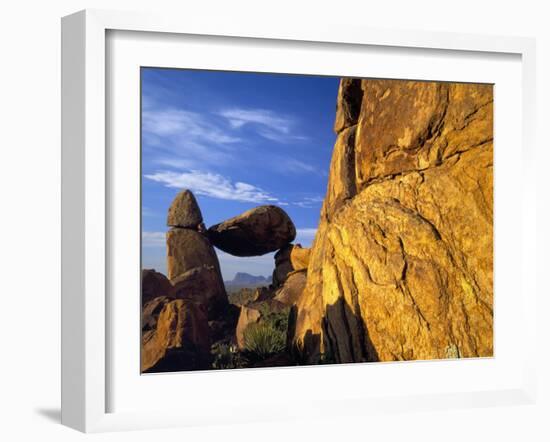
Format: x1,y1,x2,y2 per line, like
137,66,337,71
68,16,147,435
140,68,494,373
0,0,543,438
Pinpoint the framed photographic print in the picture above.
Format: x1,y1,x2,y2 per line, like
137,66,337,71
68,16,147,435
61,9,537,432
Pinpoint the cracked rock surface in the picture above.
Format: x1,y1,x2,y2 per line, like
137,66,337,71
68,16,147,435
291,79,493,363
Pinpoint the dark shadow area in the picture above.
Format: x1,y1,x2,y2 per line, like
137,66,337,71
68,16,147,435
34,407,61,423
323,297,379,363
145,345,213,373
288,296,379,366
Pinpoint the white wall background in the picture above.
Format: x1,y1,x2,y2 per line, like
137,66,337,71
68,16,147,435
0,1,547,440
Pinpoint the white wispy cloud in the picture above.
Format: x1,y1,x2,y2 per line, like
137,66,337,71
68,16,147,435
153,157,198,170
144,170,281,204
142,107,241,169
220,108,291,131
218,108,307,143
142,231,165,247
272,158,321,175
292,196,324,209
143,108,240,144
256,129,308,144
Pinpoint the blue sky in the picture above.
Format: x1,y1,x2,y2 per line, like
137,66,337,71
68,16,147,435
141,68,339,280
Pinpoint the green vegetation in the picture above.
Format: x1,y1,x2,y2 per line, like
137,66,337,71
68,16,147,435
211,343,246,369
243,305,289,360
211,300,292,369
243,322,286,359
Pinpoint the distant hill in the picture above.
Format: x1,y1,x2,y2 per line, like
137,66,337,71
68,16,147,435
232,272,271,285
224,272,272,293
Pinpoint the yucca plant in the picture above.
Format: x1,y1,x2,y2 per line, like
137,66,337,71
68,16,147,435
243,322,286,359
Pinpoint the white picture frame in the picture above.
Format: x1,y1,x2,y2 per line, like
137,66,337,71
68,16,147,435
61,9,537,433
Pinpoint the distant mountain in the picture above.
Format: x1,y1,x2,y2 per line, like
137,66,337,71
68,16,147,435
232,272,271,284
224,272,272,292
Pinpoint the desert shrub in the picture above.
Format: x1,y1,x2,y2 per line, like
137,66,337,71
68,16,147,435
211,343,246,369
243,322,286,359
257,304,290,332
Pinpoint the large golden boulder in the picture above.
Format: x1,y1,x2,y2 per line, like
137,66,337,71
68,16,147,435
291,79,493,363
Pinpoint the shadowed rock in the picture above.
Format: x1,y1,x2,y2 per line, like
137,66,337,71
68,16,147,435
272,244,310,287
272,245,294,287
142,299,211,372
273,270,307,307
252,286,273,303
208,205,296,256
142,295,173,332
333,78,363,134
167,189,203,228
141,269,173,305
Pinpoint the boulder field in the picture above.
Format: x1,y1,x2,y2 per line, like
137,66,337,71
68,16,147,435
141,190,304,372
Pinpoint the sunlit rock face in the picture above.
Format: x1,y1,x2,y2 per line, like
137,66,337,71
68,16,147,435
166,228,221,281
291,79,494,364
167,189,204,229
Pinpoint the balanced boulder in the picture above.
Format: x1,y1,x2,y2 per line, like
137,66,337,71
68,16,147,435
167,189,203,228
166,228,221,281
208,205,296,256
165,189,229,321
